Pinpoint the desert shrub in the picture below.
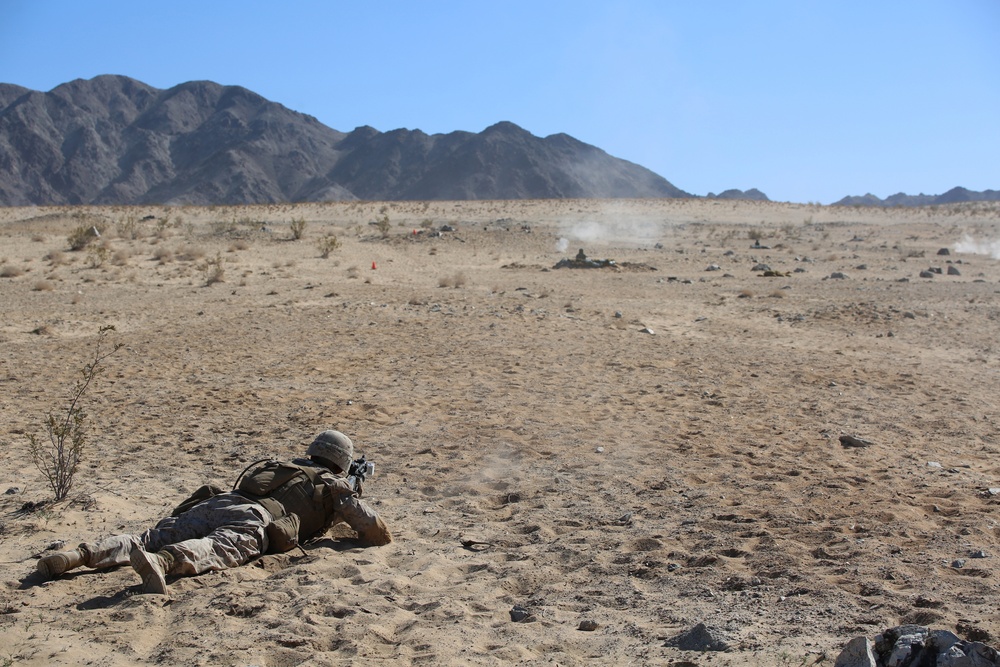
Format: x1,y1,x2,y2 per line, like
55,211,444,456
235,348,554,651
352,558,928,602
375,215,391,238
152,247,174,264
28,325,122,501
115,215,141,240
346,266,360,279
317,234,341,258
46,250,67,266
86,244,110,268
177,245,206,262
68,224,104,251
229,240,249,252
32,280,55,291
289,218,307,240
202,252,225,286
1,265,25,278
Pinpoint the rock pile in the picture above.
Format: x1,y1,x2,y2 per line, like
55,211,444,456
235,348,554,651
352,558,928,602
835,625,1000,667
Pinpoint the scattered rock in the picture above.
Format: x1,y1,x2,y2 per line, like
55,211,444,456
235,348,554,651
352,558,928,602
938,248,951,255
920,270,935,278
509,605,535,623
666,622,731,652
856,264,868,270
947,265,961,276
835,636,877,667
4,487,20,495
578,620,599,632
614,311,623,318
706,264,721,271
929,266,943,274
828,272,849,280
970,550,988,559
836,625,1000,667
640,327,655,335
752,263,771,271
840,434,874,448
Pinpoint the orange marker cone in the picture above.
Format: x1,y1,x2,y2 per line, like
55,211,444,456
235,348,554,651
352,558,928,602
372,261,377,270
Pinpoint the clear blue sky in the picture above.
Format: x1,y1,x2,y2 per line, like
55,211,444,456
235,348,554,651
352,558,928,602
1,1,997,203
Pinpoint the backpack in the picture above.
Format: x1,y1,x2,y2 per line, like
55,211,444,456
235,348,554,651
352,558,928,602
234,459,336,544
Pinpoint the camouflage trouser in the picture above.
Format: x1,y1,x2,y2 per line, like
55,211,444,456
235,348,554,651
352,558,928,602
80,493,270,576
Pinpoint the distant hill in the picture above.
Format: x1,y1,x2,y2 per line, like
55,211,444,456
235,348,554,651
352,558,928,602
0,75,694,205
706,188,769,202
833,187,1000,207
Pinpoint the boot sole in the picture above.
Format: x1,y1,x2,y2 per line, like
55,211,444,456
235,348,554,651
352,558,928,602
129,548,168,595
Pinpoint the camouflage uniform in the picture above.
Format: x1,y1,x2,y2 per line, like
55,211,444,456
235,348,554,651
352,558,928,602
38,430,390,593
76,460,386,575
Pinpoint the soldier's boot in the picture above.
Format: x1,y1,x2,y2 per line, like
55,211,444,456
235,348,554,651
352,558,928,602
36,548,85,579
129,547,175,595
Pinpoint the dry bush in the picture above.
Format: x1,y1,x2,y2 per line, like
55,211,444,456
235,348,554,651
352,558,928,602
229,240,250,252
737,289,754,298
769,290,786,298
46,250,67,266
316,234,341,258
1,265,25,278
31,234,46,243
177,245,206,262
202,252,225,286
33,280,55,292
152,247,174,264
111,249,130,266
346,266,360,280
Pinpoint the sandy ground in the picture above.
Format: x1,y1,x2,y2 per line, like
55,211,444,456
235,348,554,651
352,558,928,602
1,198,999,666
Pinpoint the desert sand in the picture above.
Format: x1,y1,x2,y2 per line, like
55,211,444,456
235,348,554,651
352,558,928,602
1,198,999,666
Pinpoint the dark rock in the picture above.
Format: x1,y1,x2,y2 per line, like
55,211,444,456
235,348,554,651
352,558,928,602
840,434,874,448
920,270,935,279
509,605,534,623
938,248,951,255
578,620,599,631
666,622,731,652
947,265,961,276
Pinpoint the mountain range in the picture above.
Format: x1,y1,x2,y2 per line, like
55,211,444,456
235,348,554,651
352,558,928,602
833,187,1000,207
0,75,705,206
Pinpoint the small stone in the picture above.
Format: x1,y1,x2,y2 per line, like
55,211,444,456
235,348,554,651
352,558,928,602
952,559,967,569
509,605,534,623
640,327,655,335
937,248,951,255
834,636,877,667
855,264,868,270
46,540,66,551
970,549,988,559
927,461,943,468
706,264,721,271
828,272,849,280
4,487,20,495
578,620,599,632
840,434,874,448
988,488,1000,496
614,311,623,318
595,446,604,453
666,622,731,652
947,265,961,276
752,263,771,271
919,270,935,278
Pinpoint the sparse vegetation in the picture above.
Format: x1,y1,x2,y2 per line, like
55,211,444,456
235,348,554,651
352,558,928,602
289,218,307,240
202,252,226,285
28,325,123,501
32,280,55,292
0,265,24,278
68,223,104,251
375,214,391,239
316,234,341,258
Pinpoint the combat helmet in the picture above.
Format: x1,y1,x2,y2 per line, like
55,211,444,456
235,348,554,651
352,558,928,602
307,430,354,473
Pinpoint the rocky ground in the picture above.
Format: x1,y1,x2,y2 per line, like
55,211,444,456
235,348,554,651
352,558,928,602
1,198,998,666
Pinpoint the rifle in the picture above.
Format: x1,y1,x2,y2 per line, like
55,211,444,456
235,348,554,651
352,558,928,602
346,455,375,494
